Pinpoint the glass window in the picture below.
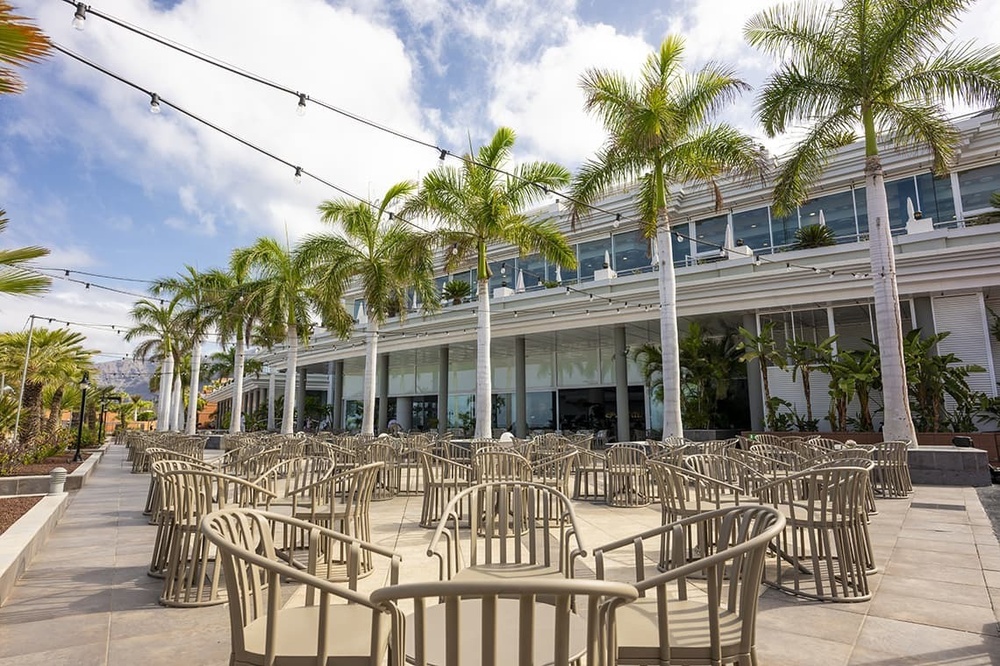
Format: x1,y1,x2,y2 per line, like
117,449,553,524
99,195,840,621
694,214,728,255
525,352,554,388
388,349,416,395
578,238,610,282
447,394,475,430
525,391,555,430
352,298,366,320
487,259,510,293
832,304,874,352
854,188,868,235
770,210,799,247
670,224,691,267
557,348,601,387
791,309,829,345
799,191,857,241
883,176,917,230
759,312,792,349
958,163,1000,213
915,173,957,226
731,207,771,251
612,230,650,275
435,276,448,302
556,245,579,284
518,254,545,289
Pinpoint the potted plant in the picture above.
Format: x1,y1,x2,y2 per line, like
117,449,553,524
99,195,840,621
442,279,471,305
792,224,836,249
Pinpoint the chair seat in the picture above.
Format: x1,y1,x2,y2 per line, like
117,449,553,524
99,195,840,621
615,598,746,662
240,604,389,666
452,562,563,583
294,502,348,520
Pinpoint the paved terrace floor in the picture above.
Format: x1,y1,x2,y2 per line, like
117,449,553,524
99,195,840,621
2,445,1000,665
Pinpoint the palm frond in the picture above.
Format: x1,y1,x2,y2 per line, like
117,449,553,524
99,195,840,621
771,112,857,216
876,100,959,174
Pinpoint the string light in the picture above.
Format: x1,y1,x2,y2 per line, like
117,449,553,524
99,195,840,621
296,93,307,116
438,148,447,161
293,166,303,184
72,2,87,30
149,92,161,114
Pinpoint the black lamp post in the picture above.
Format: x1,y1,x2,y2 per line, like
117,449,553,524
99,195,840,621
73,371,90,463
97,395,123,443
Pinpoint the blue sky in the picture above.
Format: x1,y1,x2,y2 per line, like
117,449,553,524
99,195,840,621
1,0,998,361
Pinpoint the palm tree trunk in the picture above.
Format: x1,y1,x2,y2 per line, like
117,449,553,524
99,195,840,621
655,223,684,438
45,385,64,440
172,372,184,432
760,361,773,428
281,325,298,435
186,338,201,435
866,156,918,446
802,369,812,423
18,380,43,446
474,276,493,439
229,332,246,434
157,354,174,432
361,321,379,436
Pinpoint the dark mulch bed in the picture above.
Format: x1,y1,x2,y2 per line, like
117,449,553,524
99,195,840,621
2,450,100,478
0,496,43,535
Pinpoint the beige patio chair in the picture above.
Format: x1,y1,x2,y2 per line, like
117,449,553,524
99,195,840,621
755,465,873,602
252,456,337,507
147,458,212,579
201,508,399,666
571,447,606,502
417,449,473,529
871,440,912,498
289,462,383,579
604,444,651,507
473,447,533,484
371,577,637,666
427,481,586,586
143,447,212,516
359,441,401,501
594,505,785,666
159,469,276,607
532,449,578,497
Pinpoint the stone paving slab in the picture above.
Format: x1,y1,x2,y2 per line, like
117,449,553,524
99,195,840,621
1,444,999,665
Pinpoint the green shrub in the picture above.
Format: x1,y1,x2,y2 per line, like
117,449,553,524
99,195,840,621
792,224,837,249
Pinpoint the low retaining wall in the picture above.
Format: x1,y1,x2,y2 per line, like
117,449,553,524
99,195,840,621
907,446,992,487
0,493,69,606
0,449,104,497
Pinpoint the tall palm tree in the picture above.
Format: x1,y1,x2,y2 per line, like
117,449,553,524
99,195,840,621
125,298,183,431
404,127,575,439
152,266,215,435
233,237,313,435
299,181,438,436
0,1,50,96
0,327,94,446
746,0,1000,444
570,36,766,438
0,211,49,297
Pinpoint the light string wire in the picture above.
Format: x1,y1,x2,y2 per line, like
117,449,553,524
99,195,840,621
56,2,868,281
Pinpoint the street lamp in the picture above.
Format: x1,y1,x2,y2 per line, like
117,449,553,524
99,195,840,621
73,371,90,463
97,395,123,443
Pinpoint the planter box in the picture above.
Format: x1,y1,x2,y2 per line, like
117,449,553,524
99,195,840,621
0,493,69,606
0,446,105,497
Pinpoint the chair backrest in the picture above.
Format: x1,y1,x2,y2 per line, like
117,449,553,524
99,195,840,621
163,469,275,525
428,481,586,580
370,577,638,666
604,443,648,467
253,456,337,499
473,448,532,483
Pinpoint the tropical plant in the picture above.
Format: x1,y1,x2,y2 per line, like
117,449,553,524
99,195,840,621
737,322,786,430
902,329,984,432
822,348,880,431
786,335,838,427
203,346,263,383
746,0,1000,445
233,237,314,435
792,224,837,250
0,327,94,447
125,298,183,432
0,1,50,96
403,127,575,439
298,180,438,436
442,279,471,305
0,210,50,297
569,35,766,438
152,266,215,435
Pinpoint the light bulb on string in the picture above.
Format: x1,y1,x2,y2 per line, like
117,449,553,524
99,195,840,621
786,263,792,272
451,244,459,256
438,148,447,162
296,93,307,116
293,166,303,184
149,93,161,114
72,2,87,30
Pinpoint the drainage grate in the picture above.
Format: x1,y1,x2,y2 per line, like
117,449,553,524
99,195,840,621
910,502,965,511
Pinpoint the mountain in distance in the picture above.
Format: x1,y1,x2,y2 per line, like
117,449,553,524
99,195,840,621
94,358,157,400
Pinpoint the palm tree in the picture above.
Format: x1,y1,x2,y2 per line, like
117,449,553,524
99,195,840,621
404,127,575,439
152,266,214,435
745,0,1000,444
0,211,49,297
299,181,438,436
570,35,766,438
0,1,51,96
0,327,94,446
233,237,313,435
786,335,838,428
125,298,183,431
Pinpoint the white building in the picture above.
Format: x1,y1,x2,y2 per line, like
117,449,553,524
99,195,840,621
209,112,1000,440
